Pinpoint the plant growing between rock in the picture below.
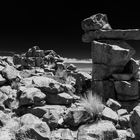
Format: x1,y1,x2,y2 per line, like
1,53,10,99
79,90,104,121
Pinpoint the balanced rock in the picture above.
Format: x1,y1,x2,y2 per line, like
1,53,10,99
117,109,128,117
77,120,118,140
82,29,140,43
81,13,112,31
114,80,139,101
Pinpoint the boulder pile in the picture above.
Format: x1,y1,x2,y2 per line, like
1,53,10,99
0,13,140,139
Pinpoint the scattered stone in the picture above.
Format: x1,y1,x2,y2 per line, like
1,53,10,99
2,65,20,81
117,109,128,117
106,98,121,111
77,120,118,140
118,114,130,129
0,74,6,86
102,106,118,123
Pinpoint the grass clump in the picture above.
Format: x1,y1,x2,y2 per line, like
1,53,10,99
79,90,104,120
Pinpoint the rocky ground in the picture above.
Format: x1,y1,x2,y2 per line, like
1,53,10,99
1,13,140,140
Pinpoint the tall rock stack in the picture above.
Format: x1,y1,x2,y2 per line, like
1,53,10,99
82,13,140,102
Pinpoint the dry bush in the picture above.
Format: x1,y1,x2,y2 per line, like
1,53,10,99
79,90,104,119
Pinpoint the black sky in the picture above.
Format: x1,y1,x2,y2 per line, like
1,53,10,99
0,1,140,59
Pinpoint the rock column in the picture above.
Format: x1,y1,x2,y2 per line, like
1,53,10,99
82,13,140,102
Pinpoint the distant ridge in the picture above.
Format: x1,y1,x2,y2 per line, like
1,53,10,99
0,51,15,56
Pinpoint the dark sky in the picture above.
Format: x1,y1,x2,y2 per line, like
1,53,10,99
0,1,140,59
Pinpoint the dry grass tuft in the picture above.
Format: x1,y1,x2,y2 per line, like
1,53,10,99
79,90,104,119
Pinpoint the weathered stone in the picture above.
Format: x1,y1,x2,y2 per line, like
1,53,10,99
118,114,130,129
106,98,121,111
18,87,46,106
82,29,140,43
0,74,6,86
77,120,118,140
17,113,50,140
2,65,20,80
114,81,139,101
117,109,128,116
45,92,74,105
130,105,140,138
117,129,135,140
92,40,135,66
35,57,44,67
81,13,112,31
51,129,76,140
63,106,91,128
13,54,21,65
124,58,139,74
93,64,123,80
92,80,116,100
102,106,118,123
0,65,4,72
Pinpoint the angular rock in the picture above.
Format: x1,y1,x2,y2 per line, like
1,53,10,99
118,114,130,129
63,106,91,128
13,54,21,65
106,98,121,111
117,109,128,117
77,120,118,140
0,65,4,72
130,105,140,139
45,92,74,105
92,64,124,80
18,87,46,107
82,29,140,43
102,106,118,123
92,80,116,101
35,56,44,67
0,74,6,86
2,65,20,81
92,40,135,66
124,58,139,74
81,13,112,31
51,129,76,140
17,113,50,140
114,80,139,101
27,105,66,119
117,129,135,140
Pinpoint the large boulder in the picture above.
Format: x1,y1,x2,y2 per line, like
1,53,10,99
2,65,20,81
92,80,116,101
77,120,118,140
114,80,139,101
82,29,140,43
81,13,112,31
92,40,135,66
92,64,123,80
18,87,46,107
16,113,50,140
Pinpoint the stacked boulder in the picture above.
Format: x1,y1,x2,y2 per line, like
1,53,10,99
82,13,140,103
